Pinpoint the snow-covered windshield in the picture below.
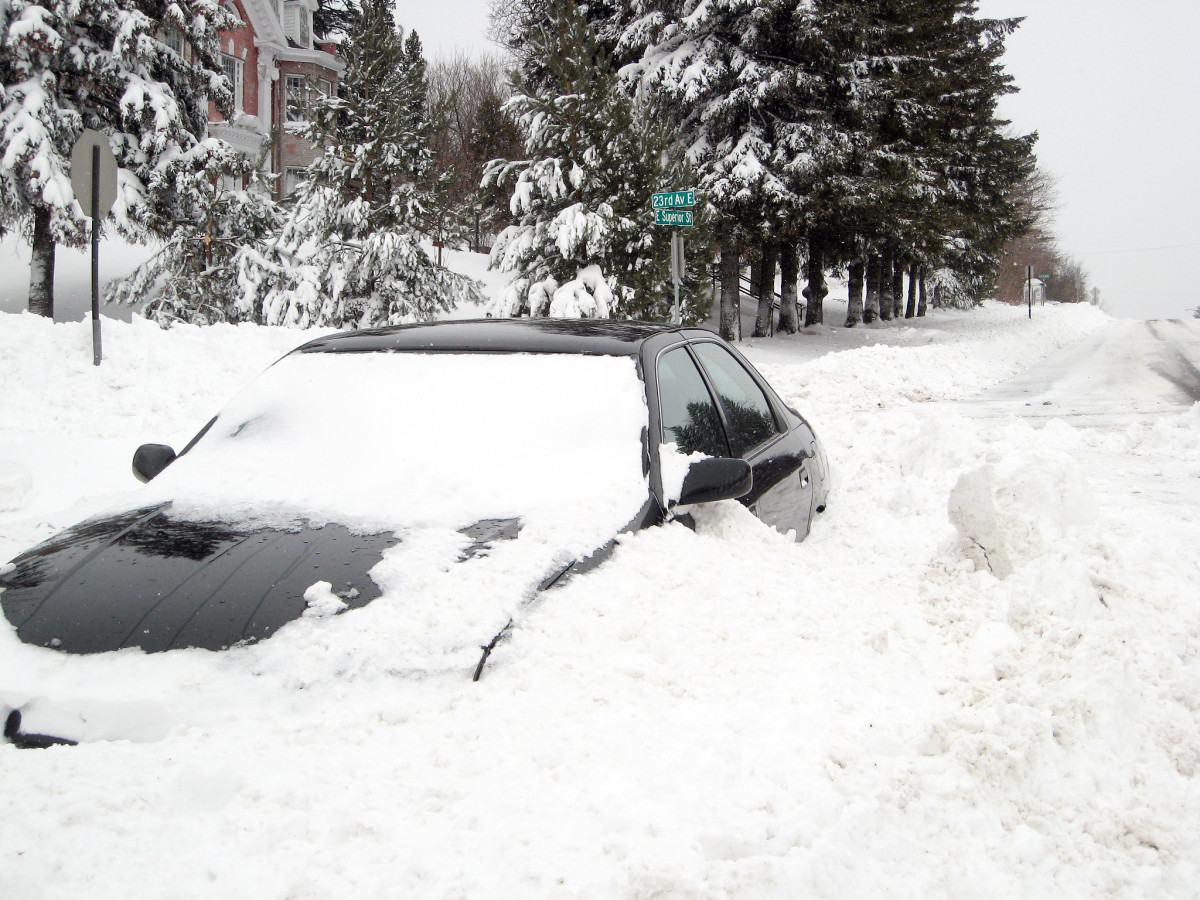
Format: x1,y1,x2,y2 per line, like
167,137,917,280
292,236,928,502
143,351,650,550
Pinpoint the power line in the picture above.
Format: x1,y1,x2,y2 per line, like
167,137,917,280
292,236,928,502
1075,241,1200,256
1092,288,1196,297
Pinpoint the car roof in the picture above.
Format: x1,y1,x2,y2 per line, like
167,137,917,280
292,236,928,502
291,319,701,358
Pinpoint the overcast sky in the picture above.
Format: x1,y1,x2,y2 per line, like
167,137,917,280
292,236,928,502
977,0,1200,319
401,1,1199,320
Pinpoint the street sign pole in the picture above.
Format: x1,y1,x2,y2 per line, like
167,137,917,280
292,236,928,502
671,230,684,324
91,145,102,365
70,129,118,367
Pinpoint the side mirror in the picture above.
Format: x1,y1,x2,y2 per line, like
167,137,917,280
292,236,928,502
677,457,752,506
132,444,177,483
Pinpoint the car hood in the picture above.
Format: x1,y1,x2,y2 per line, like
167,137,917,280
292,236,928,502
0,505,411,654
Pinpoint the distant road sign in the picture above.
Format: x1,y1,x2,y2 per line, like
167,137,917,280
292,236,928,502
655,208,694,227
651,190,695,210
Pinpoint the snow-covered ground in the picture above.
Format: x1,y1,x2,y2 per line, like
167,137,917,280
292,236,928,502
2,289,1199,898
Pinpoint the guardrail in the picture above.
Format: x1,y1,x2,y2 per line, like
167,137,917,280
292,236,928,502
708,269,787,338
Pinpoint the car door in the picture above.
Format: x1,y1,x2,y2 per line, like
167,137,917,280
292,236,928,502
688,341,815,539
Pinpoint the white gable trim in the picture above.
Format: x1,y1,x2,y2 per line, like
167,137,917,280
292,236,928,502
235,0,287,47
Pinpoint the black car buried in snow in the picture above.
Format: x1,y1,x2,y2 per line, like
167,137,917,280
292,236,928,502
0,319,828,683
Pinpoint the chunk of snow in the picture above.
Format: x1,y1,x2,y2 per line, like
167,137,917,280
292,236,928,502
548,265,612,318
302,581,347,618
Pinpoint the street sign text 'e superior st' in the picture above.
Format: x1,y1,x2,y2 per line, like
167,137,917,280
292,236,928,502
654,208,694,227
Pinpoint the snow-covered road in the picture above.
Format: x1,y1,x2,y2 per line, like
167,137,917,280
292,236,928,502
961,318,1200,423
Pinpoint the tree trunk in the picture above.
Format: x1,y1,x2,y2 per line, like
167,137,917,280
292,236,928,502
904,261,918,318
777,242,800,334
891,254,905,319
752,241,778,337
845,258,864,327
878,253,894,321
864,253,881,324
917,266,928,317
718,234,741,341
802,233,827,326
28,206,56,318
748,256,761,301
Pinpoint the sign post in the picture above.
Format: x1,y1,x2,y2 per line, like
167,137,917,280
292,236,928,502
651,190,696,323
1025,265,1033,320
70,129,118,366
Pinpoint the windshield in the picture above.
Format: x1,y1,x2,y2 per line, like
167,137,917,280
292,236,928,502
144,351,650,548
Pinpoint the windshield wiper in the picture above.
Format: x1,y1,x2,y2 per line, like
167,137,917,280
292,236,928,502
4,709,78,749
473,620,514,682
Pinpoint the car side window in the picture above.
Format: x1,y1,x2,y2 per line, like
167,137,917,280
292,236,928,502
657,347,729,458
691,342,781,456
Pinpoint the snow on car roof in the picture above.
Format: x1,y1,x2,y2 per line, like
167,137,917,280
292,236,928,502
291,318,692,357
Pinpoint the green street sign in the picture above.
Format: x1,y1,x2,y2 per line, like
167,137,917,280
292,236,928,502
655,208,694,227
651,190,695,209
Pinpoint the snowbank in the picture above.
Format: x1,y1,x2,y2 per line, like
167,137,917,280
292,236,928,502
2,302,1199,899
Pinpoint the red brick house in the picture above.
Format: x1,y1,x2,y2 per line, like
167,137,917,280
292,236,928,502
206,0,344,198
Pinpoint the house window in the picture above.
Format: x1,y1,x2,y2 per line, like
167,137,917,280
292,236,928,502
284,167,306,196
165,26,183,55
284,2,314,49
222,54,244,115
286,75,332,124
285,75,307,123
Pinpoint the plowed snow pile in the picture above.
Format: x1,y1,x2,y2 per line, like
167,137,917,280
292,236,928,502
2,300,1199,899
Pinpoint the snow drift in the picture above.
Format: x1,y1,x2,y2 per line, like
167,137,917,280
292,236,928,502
2,301,1199,899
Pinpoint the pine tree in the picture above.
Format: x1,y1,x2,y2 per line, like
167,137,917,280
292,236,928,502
847,0,1035,308
237,0,481,327
593,0,856,336
313,0,358,43
524,0,1037,331
484,0,704,321
0,0,236,316
105,141,281,325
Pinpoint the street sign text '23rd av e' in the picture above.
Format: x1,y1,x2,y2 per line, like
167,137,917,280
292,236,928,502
651,190,694,209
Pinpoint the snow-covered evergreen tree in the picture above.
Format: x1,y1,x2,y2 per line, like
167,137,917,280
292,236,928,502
591,0,837,336
237,0,480,327
312,0,358,43
105,141,281,325
593,0,1035,331
0,0,236,316
853,0,1034,308
484,0,706,322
